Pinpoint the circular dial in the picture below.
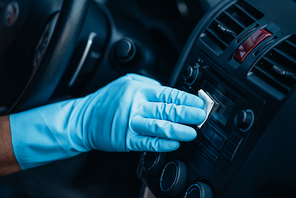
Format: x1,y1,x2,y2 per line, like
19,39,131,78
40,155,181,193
160,160,188,197
112,38,141,69
182,65,199,85
114,38,135,61
234,110,254,132
184,182,213,198
142,152,166,176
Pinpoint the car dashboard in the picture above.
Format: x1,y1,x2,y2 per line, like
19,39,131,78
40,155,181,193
137,0,296,197
0,0,296,197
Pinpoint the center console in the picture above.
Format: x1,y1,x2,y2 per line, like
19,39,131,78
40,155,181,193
138,0,296,197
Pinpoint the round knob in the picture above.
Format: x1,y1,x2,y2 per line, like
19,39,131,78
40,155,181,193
182,66,193,79
160,160,188,197
234,110,254,132
112,38,142,69
142,152,166,176
184,182,213,198
182,66,199,85
114,38,136,62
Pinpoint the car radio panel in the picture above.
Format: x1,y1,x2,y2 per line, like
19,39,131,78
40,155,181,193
179,52,264,175
139,50,266,198
138,0,296,197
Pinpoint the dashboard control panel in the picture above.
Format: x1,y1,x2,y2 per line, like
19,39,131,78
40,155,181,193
178,54,263,175
138,0,296,197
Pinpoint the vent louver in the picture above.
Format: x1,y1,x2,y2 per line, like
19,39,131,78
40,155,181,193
201,1,264,54
248,35,296,98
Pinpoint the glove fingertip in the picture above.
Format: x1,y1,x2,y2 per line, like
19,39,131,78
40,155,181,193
189,95,206,109
198,109,207,123
176,92,205,108
184,127,197,141
155,140,180,152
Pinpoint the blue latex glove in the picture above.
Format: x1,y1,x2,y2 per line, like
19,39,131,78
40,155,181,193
10,74,206,169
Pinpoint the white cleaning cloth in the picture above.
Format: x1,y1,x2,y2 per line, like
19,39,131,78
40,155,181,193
197,89,214,129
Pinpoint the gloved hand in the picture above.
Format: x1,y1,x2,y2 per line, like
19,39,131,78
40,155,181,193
10,74,206,169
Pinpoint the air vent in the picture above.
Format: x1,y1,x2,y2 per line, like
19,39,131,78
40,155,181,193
201,1,264,54
248,35,296,98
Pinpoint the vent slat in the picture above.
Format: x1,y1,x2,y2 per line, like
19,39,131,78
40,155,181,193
249,35,296,98
224,11,247,29
234,4,258,22
253,66,292,91
285,40,296,49
273,48,296,65
206,29,228,48
262,57,282,68
200,1,264,54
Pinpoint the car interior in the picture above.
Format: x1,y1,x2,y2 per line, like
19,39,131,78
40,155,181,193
0,0,295,197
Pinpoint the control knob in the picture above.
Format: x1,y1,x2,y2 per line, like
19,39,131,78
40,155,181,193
113,38,141,69
142,152,166,176
114,38,136,61
184,182,213,198
234,110,254,132
182,65,199,85
160,160,187,197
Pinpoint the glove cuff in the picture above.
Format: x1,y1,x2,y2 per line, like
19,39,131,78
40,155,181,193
10,100,90,170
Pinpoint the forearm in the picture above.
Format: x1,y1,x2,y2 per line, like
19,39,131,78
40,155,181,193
0,116,21,176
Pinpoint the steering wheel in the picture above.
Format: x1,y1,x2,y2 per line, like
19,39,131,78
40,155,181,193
3,0,90,113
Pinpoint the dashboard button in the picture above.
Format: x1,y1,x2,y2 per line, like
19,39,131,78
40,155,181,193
223,149,235,161
201,125,214,141
114,38,135,61
194,140,218,162
210,132,227,151
201,123,226,151
223,139,242,162
225,141,238,154
230,133,243,145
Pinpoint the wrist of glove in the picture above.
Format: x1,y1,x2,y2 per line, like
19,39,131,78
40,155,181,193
10,74,206,169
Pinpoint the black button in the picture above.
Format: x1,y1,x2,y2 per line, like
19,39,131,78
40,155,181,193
211,133,226,151
223,139,242,162
225,141,237,153
115,38,133,59
196,140,218,162
230,133,243,145
223,149,234,161
201,123,227,151
201,126,214,141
